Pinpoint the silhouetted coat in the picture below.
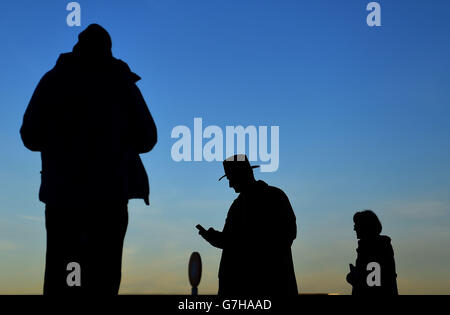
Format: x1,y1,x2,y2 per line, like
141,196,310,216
208,180,298,296
20,52,157,205
349,235,398,295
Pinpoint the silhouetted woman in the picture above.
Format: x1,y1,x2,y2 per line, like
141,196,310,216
346,210,398,295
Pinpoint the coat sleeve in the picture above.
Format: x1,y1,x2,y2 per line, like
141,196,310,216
379,242,398,294
205,204,236,249
20,72,53,152
128,83,157,153
272,189,297,246
205,229,226,249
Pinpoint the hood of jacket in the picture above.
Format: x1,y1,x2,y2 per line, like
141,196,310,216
52,52,141,84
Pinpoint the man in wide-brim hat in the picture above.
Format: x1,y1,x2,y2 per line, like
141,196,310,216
199,154,299,295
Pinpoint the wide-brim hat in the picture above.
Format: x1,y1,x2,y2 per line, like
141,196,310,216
218,154,260,181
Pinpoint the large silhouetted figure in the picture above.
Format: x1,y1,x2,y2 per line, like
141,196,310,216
346,210,398,295
199,154,298,296
20,24,157,295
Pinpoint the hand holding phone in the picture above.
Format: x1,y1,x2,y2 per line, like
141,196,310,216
196,224,206,234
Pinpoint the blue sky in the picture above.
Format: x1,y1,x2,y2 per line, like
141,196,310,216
0,0,450,294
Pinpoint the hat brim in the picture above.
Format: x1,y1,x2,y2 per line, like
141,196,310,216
218,165,260,181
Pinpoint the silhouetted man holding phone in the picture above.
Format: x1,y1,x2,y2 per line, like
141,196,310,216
198,154,298,296
20,24,157,295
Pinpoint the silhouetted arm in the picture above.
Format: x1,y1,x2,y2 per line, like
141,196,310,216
379,241,398,294
275,189,297,246
200,228,225,249
20,73,52,151
129,83,157,153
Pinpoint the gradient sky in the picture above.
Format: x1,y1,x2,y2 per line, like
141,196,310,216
1,0,450,294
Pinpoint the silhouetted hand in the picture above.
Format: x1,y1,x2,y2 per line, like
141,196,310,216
346,264,356,285
199,227,215,241
198,227,225,249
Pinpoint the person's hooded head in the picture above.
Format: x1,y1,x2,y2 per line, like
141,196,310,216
72,24,112,60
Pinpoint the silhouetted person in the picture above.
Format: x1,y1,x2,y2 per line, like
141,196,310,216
198,154,298,296
20,24,157,295
346,210,398,295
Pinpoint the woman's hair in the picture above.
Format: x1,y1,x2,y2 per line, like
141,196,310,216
353,210,382,236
